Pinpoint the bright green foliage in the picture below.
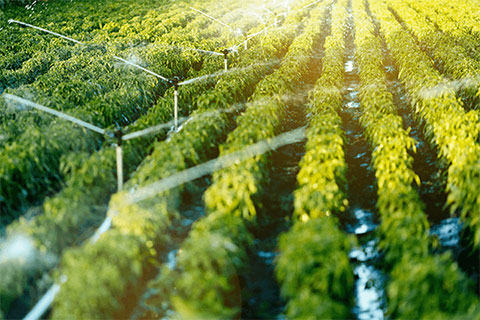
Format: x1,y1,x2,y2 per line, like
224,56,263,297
387,0,480,110
0,0,267,314
276,1,356,319
0,49,159,219
367,0,480,316
0,0,247,220
173,211,252,319
388,254,480,319
1,0,479,318
205,3,328,221
52,108,230,318
276,218,355,320
293,0,348,221
53,231,149,319
403,0,480,61
294,110,347,219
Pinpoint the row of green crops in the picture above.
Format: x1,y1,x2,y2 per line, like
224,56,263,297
276,0,356,319
354,1,479,318
167,2,330,318
49,5,310,319
354,0,427,269
368,0,480,250
385,0,480,110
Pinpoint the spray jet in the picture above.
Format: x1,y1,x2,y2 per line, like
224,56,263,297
9,19,236,76
189,6,243,37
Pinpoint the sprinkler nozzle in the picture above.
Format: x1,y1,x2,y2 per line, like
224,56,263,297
114,128,123,146
222,49,229,59
170,77,179,89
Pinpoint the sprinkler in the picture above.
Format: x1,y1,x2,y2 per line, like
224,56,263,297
222,48,230,71
171,77,180,131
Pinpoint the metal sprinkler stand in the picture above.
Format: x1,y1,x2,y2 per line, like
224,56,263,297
222,49,229,71
114,129,124,191
171,77,180,131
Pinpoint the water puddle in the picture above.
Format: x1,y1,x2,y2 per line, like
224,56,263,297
166,249,178,270
430,217,462,249
347,208,377,236
354,262,386,320
345,60,355,72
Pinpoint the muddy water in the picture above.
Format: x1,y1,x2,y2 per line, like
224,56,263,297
342,7,387,319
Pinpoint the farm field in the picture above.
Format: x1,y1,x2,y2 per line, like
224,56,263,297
0,0,479,319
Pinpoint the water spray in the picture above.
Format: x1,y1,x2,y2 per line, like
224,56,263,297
2,94,127,191
9,19,83,44
5,18,244,141
189,6,237,34
235,22,277,50
126,126,306,203
155,43,224,57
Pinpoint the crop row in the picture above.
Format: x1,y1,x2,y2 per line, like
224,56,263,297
47,4,311,319
354,0,427,269
354,0,479,318
416,0,480,35
394,0,480,65
276,0,356,319
367,0,480,250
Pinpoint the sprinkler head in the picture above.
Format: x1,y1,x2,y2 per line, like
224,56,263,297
114,128,123,146
170,77,180,89
222,49,229,59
